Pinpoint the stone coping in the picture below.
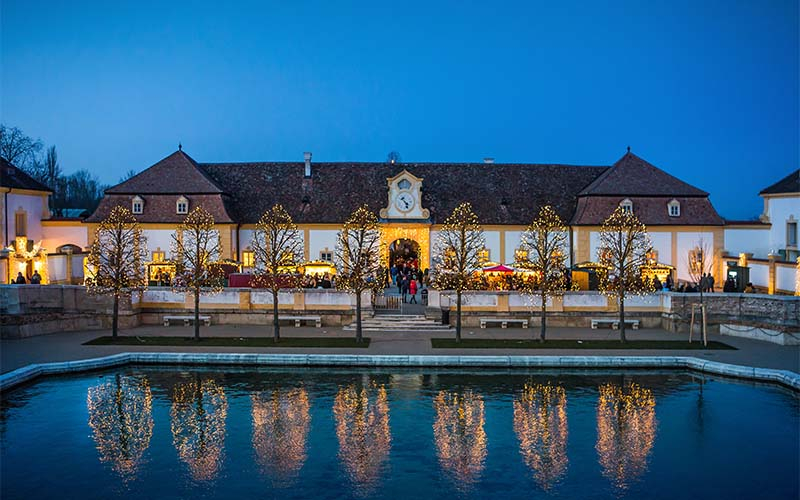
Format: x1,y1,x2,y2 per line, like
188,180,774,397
1,353,798,393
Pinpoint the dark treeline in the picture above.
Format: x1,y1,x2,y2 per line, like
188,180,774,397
0,125,116,217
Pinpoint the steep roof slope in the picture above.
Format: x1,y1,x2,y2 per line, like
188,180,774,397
760,169,799,195
106,150,224,194
579,152,708,197
1,157,52,192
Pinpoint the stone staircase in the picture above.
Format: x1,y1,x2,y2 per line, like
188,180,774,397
343,314,451,332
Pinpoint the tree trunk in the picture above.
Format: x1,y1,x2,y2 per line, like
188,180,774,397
355,291,363,343
112,294,119,338
619,293,626,343
194,288,200,340
455,290,462,343
272,289,280,341
540,291,546,342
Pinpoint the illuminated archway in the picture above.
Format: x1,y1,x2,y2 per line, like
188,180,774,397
380,225,430,271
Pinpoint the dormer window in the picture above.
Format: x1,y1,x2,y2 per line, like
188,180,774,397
132,196,144,215
620,199,633,214
668,199,680,217
176,196,189,215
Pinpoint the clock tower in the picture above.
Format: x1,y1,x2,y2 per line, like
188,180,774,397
380,170,430,220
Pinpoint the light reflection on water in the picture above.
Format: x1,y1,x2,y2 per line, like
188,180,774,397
1,368,797,499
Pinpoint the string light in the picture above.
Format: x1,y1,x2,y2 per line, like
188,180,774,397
596,382,657,490
171,378,228,481
513,382,568,490
333,382,392,496
432,389,487,490
5,236,48,283
251,388,311,486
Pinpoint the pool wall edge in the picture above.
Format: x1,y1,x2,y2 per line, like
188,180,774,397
1,353,798,392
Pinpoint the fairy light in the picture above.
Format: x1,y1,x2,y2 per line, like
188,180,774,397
5,236,48,283
333,382,391,496
596,382,657,490
86,374,153,480
251,388,311,486
432,389,487,490
513,382,568,490
170,378,228,482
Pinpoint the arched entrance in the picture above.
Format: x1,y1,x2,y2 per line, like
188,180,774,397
388,238,421,272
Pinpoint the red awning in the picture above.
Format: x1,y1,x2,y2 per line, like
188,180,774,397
482,264,514,273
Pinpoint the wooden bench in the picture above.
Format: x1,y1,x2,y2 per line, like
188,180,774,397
591,318,640,330
163,315,211,327
280,315,322,328
480,317,528,329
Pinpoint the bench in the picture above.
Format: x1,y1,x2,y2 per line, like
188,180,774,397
480,317,528,329
279,315,322,328
591,318,640,330
163,315,211,327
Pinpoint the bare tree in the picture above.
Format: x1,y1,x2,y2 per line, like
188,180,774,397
120,169,138,183
171,206,224,340
687,237,716,302
87,206,149,337
252,204,304,341
0,124,43,168
598,206,653,343
335,205,383,343
432,202,485,342
520,205,568,342
386,151,402,164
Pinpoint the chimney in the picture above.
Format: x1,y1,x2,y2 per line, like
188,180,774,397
483,157,494,164
303,152,312,177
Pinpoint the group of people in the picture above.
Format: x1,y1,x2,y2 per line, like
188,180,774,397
390,262,424,303
12,271,42,284
301,273,334,289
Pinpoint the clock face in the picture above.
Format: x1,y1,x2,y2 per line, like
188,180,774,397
395,192,415,212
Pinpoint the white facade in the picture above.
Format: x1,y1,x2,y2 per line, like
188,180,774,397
3,192,49,245
763,195,799,259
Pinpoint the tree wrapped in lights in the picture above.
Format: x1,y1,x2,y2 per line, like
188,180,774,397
432,203,485,342
432,390,487,489
335,206,384,343
333,382,392,496
597,207,653,343
513,382,568,490
171,377,228,482
596,382,656,490
87,206,148,338
171,206,224,340
87,374,153,480
251,388,311,486
520,206,568,342
252,205,304,341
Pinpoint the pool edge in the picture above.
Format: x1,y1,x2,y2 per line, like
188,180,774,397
1,353,798,392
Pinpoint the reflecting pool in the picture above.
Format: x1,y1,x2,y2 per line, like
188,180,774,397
1,367,798,499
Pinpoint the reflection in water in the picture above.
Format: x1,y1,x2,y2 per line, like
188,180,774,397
171,378,228,481
433,390,487,489
251,388,311,485
87,374,153,480
596,382,657,489
333,382,392,496
513,383,568,490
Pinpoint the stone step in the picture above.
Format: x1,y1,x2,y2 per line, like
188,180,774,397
343,325,452,331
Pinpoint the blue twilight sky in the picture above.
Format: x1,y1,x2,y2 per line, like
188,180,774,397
1,0,797,219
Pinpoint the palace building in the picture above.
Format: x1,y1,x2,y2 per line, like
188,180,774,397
70,147,726,285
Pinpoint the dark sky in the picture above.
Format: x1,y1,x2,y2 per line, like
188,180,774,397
2,0,797,219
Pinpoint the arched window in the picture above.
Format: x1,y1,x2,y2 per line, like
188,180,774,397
176,196,189,215
132,196,144,214
619,199,633,214
667,199,680,217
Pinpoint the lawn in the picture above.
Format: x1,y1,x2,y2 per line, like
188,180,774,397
84,336,371,348
430,338,736,350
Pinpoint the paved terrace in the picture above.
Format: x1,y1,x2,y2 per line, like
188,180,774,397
2,325,798,374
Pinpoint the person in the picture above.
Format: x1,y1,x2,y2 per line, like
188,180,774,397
409,277,418,304
15,272,26,284
707,274,715,292
401,275,409,303
397,272,404,295
665,274,674,291
390,265,398,286
723,277,735,293
653,275,662,291
30,270,42,285
744,282,755,293
699,273,708,293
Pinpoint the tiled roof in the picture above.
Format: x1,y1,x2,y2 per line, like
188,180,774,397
105,150,224,194
85,194,236,223
579,152,708,197
571,196,724,226
759,169,799,195
0,157,52,192
199,161,609,225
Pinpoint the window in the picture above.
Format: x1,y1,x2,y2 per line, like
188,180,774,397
619,199,633,214
14,211,27,237
398,179,411,190
668,199,680,217
242,250,255,268
132,196,144,215
176,196,189,214
788,221,798,247
152,249,165,262
515,248,529,262
320,248,333,262
478,248,490,265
